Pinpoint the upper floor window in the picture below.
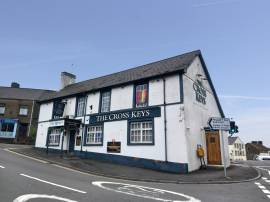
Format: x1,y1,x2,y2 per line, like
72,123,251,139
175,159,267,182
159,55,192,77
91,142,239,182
19,106,28,116
135,84,148,108
100,91,111,113
0,104,5,114
52,101,65,119
76,97,85,117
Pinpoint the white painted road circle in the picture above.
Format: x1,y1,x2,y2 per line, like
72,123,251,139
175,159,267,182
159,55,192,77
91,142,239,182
92,181,201,202
13,194,77,202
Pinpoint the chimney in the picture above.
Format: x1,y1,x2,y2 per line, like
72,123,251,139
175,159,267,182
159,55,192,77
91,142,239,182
61,72,76,89
11,82,20,88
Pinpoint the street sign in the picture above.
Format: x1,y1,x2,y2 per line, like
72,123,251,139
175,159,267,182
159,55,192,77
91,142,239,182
208,117,230,131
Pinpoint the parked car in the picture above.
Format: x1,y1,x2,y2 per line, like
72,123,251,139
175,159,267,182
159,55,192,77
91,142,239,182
255,153,270,160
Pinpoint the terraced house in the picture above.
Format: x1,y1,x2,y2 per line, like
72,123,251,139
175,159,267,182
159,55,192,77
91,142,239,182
35,50,230,173
0,83,54,143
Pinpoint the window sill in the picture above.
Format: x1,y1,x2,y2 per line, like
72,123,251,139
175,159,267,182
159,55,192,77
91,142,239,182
127,143,154,146
47,144,60,147
84,143,103,146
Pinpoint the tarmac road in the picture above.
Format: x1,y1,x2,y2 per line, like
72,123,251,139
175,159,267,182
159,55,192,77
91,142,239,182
0,144,269,202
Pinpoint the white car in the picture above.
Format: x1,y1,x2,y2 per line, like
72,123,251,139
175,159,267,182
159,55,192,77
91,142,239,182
256,154,270,161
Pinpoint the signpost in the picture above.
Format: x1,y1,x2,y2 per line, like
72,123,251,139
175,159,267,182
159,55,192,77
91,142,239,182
208,117,230,178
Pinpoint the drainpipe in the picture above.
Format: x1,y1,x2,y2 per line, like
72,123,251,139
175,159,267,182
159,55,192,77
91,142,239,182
81,95,88,153
163,78,168,162
27,100,35,138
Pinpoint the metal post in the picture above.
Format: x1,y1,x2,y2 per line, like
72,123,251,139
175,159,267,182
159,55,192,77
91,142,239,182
220,129,227,177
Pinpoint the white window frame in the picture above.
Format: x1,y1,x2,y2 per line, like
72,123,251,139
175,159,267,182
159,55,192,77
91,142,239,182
100,91,111,113
85,125,103,145
76,97,85,117
129,120,153,144
48,128,61,146
19,106,28,116
0,105,5,114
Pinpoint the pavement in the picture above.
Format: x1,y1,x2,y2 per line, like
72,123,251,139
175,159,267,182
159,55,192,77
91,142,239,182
3,144,259,184
1,143,270,202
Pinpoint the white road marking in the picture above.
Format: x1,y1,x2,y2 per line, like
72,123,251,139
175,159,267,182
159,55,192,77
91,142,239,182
13,194,77,202
262,190,270,194
92,181,201,202
255,181,270,199
0,165,5,168
4,149,48,164
20,174,87,194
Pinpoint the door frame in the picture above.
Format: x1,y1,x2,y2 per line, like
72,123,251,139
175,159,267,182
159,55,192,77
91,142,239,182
205,130,222,165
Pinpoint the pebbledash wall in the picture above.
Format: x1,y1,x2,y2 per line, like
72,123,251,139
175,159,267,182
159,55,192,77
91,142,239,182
35,51,230,173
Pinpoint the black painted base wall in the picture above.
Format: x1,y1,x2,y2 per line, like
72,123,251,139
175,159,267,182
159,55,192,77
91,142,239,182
36,147,188,173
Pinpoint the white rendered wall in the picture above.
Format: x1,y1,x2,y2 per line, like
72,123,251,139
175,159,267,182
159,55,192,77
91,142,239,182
111,85,133,111
38,102,53,122
149,78,163,106
86,92,100,115
63,97,76,118
183,56,230,171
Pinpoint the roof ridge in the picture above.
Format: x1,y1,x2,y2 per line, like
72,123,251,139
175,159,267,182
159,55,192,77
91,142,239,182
0,86,55,92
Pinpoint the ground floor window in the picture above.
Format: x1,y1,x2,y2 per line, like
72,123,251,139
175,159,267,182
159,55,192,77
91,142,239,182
128,120,154,145
48,128,62,146
85,125,103,145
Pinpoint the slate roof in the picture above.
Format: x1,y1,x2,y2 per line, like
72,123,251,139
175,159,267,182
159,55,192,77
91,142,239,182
39,49,225,117
228,137,238,145
0,86,55,101
41,50,201,101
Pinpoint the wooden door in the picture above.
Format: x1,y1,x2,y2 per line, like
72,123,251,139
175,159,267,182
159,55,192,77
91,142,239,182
206,131,221,165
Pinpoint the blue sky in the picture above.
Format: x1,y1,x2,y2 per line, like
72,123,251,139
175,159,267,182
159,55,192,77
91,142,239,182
0,0,269,145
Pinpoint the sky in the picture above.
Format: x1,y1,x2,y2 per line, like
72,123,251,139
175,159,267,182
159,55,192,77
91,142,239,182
0,0,269,145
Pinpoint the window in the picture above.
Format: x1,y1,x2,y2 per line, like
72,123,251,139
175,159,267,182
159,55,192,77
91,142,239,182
100,91,111,113
0,104,5,114
85,125,103,145
52,101,65,119
48,128,61,146
0,122,14,132
19,106,28,116
76,97,85,117
135,84,148,108
129,120,153,144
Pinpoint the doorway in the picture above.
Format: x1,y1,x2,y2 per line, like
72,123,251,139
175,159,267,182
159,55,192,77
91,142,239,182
69,130,76,152
206,130,221,165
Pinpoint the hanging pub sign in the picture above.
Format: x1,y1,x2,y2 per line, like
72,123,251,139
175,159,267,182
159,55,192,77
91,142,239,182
52,101,65,119
107,141,121,153
193,80,207,105
89,106,161,124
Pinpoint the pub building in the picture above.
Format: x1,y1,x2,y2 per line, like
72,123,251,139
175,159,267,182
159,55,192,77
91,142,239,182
35,50,230,173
